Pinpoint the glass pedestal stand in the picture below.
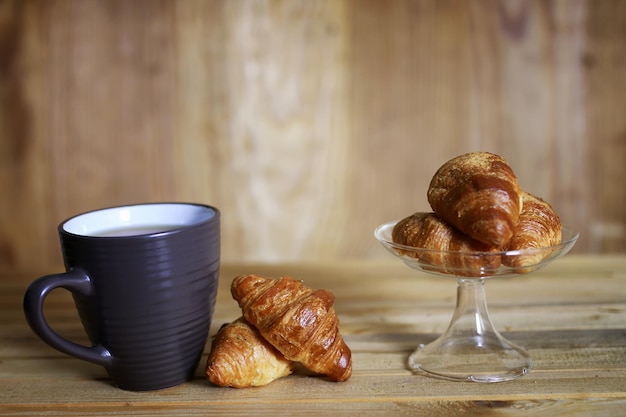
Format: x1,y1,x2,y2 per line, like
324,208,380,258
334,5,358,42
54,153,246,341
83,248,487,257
375,221,579,383
408,278,531,382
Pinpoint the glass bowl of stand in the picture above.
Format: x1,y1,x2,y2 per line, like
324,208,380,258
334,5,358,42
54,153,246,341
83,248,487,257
374,221,579,383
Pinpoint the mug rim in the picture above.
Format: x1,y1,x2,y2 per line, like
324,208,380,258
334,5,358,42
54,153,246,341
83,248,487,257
59,202,219,239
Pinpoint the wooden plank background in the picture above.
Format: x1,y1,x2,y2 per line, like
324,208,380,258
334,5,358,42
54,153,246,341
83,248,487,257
0,0,625,274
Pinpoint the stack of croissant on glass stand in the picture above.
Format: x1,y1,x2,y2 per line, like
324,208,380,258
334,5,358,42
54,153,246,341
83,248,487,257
205,274,352,388
392,151,562,276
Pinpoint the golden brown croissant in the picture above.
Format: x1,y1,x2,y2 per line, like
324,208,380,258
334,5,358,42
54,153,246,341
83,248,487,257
503,191,562,270
231,275,352,382
427,152,523,247
392,212,501,276
205,317,294,388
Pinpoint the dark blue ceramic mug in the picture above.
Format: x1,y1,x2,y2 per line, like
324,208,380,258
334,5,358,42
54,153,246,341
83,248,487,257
23,203,220,391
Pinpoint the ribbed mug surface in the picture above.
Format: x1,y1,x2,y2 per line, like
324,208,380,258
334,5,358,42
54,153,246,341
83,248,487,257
25,203,220,391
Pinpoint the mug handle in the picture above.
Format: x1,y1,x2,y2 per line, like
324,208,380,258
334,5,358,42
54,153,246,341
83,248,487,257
23,267,112,367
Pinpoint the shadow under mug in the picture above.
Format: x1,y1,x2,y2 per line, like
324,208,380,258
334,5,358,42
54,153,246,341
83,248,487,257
23,203,220,391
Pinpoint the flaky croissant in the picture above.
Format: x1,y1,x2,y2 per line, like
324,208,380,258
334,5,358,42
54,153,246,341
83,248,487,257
503,191,562,271
392,212,501,276
205,317,294,388
427,152,523,247
231,275,352,382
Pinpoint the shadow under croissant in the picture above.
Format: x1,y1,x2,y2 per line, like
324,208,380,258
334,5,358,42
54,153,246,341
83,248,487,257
291,363,327,378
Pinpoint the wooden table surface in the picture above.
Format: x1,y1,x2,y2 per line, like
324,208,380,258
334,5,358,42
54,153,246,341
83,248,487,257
1,255,625,416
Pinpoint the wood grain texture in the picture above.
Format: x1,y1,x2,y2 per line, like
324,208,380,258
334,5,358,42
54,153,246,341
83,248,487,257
0,1,625,274
2,256,625,416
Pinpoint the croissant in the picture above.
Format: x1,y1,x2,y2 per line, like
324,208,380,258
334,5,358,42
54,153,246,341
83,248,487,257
231,275,352,382
392,212,501,276
427,152,523,247
205,317,294,388
503,191,562,271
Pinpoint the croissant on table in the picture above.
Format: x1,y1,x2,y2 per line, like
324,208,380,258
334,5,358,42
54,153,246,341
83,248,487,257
427,152,523,247
392,212,501,276
231,274,352,382
205,317,294,388
503,191,562,271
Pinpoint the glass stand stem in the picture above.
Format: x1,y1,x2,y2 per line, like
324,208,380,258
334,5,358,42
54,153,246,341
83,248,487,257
408,278,533,382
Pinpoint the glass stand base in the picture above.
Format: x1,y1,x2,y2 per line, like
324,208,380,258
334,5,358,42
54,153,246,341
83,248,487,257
408,278,533,382
408,331,533,382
